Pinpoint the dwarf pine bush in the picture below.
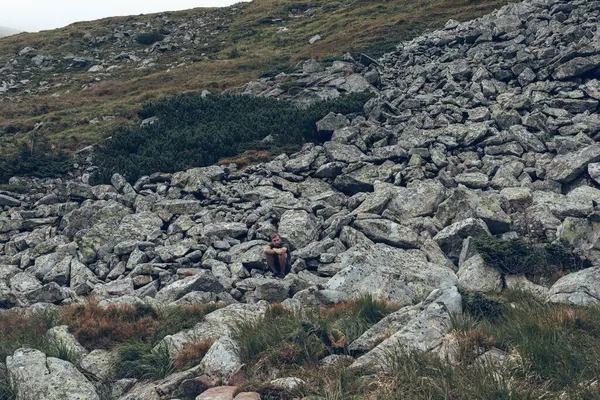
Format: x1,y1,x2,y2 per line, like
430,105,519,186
89,92,372,184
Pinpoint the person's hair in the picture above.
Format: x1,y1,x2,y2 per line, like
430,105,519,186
271,233,280,240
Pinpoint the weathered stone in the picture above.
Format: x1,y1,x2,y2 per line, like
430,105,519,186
80,349,116,381
353,218,420,248
457,254,502,293
155,271,224,303
434,218,490,261
153,200,204,215
546,144,600,183
383,180,446,222
326,244,457,306
7,348,99,400
278,210,320,251
350,286,461,372
548,267,600,307
435,187,511,233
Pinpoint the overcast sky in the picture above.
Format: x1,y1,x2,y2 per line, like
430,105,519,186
0,0,244,32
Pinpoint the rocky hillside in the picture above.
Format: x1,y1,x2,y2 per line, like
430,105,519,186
1,0,600,398
0,0,513,156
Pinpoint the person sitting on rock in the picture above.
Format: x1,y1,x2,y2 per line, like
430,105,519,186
264,233,291,279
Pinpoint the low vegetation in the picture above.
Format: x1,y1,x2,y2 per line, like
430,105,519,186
0,367,16,400
472,236,589,283
89,92,371,184
173,339,214,371
61,301,219,349
377,291,600,399
226,291,600,399
114,342,175,380
0,308,60,363
2,289,599,399
0,144,72,184
233,296,397,383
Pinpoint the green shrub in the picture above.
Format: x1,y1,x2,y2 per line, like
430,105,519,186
89,92,372,184
471,236,589,281
0,146,72,184
135,31,164,45
461,292,504,322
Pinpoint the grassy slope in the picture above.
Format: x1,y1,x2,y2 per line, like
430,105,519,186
0,0,512,156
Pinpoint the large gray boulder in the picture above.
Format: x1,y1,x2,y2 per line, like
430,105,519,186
350,286,461,372
80,349,117,381
171,166,225,194
7,348,99,400
278,210,320,251
326,244,457,306
383,180,446,222
152,200,204,216
333,164,393,195
46,325,89,363
434,218,491,262
435,187,511,234
155,271,223,303
548,267,600,307
229,240,268,269
546,144,600,183
352,218,420,248
198,336,242,383
193,222,248,239
160,303,266,356
457,254,502,293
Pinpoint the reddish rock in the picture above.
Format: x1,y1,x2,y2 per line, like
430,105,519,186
196,386,238,400
234,393,261,400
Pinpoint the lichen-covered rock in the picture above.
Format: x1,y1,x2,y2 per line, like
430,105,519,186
548,267,600,307
353,218,420,249
350,287,461,372
7,348,99,400
155,271,223,303
546,144,600,183
278,210,320,251
326,244,457,306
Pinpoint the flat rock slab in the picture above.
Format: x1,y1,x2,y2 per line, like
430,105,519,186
196,386,238,400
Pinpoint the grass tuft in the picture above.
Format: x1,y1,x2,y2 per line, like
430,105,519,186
0,308,60,363
0,366,16,400
114,341,175,380
233,295,396,376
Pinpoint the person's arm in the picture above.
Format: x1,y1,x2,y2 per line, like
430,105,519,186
264,246,280,255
